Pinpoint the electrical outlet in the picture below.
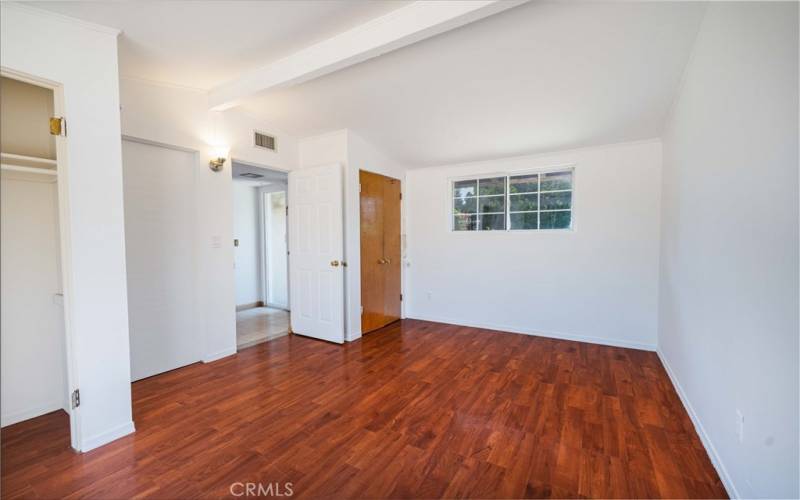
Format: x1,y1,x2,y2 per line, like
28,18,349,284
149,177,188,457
736,409,744,443
426,291,433,300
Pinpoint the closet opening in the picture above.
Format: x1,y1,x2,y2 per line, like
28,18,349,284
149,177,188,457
0,73,78,450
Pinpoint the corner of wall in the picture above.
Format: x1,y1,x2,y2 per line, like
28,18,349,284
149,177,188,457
656,348,738,498
80,420,135,453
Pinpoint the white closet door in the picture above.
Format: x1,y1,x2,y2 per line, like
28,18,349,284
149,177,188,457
122,140,199,381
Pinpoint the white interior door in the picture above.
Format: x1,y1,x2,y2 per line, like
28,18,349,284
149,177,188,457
122,139,200,380
289,164,345,343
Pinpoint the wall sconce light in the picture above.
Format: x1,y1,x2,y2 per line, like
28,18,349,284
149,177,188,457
209,145,229,172
209,157,226,172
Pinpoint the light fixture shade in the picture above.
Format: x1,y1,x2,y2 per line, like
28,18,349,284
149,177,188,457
209,157,226,172
208,144,229,172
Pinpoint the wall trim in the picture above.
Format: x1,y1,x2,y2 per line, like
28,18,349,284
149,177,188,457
657,349,738,498
3,2,121,37
236,301,264,312
121,135,199,154
80,421,135,453
203,347,237,363
407,314,656,351
1,401,64,428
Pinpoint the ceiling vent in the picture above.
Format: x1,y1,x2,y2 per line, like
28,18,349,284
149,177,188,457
239,172,263,179
254,131,276,151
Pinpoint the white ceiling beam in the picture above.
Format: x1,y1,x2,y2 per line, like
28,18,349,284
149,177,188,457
208,0,527,110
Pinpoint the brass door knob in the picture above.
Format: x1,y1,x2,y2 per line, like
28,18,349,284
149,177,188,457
330,260,340,267
378,258,386,264
384,258,391,264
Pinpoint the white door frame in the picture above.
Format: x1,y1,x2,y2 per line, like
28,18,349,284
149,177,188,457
260,186,289,310
230,159,291,317
1,67,80,450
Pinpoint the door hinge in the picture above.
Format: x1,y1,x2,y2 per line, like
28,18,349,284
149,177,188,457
49,116,66,137
71,389,80,409
400,293,403,301
359,183,362,193
399,192,402,200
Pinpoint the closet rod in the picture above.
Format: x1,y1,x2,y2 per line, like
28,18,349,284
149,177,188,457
0,152,57,166
1,164,58,176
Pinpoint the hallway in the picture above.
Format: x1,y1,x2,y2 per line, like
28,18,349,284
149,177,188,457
236,307,289,349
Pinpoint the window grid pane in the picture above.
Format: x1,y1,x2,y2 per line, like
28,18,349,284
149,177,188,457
454,170,571,231
507,170,572,231
478,177,505,230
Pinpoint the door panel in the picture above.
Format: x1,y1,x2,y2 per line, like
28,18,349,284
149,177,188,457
122,140,200,381
360,170,401,334
382,177,402,325
289,164,345,343
360,171,386,333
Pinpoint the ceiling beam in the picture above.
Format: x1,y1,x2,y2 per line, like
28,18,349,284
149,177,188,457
208,0,527,110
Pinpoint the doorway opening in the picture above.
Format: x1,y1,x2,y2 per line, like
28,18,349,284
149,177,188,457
232,160,290,349
0,73,77,448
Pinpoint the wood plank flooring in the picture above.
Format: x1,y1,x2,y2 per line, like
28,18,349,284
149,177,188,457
1,319,726,499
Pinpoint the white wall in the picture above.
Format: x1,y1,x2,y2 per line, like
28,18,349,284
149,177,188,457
658,3,799,498
405,140,662,349
1,3,134,451
120,77,298,171
298,129,407,340
118,77,300,362
233,181,260,306
1,171,67,426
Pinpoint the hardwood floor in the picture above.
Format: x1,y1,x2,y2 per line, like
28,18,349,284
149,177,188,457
1,319,726,499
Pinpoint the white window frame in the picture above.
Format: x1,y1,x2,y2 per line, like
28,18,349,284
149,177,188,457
449,165,575,233
450,172,509,232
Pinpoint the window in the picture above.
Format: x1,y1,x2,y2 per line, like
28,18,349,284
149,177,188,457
452,168,573,231
453,176,506,231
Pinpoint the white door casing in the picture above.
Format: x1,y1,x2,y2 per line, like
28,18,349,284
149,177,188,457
288,164,345,343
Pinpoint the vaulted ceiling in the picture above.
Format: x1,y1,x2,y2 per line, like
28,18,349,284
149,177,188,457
240,1,706,166
33,1,706,167
34,1,409,89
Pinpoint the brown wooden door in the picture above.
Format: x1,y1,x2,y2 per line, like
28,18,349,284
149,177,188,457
360,170,401,334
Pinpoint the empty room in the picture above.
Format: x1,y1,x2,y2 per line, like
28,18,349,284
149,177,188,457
0,1,797,499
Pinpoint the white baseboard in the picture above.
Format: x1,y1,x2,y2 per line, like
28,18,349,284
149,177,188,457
1,400,63,427
657,349,737,498
203,346,237,363
406,314,656,351
81,420,135,452
265,302,289,311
